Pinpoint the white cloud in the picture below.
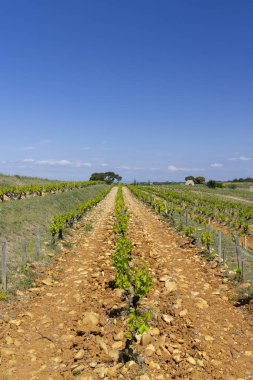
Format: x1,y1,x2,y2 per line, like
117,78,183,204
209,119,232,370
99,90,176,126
100,163,108,167
229,156,252,161
168,165,204,172
168,165,179,172
116,165,131,170
0,145,35,151
210,163,223,168
22,158,35,163
36,160,71,166
76,161,92,168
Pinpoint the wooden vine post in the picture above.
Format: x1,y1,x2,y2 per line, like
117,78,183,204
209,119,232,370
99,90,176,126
22,240,26,265
218,231,222,261
2,240,7,291
234,233,242,269
164,200,168,215
36,226,40,258
185,209,189,226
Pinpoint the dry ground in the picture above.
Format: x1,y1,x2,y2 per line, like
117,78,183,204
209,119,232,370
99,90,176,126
0,187,253,380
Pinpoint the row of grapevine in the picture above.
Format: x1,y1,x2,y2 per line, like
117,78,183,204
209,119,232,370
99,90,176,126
0,185,112,292
133,185,253,235
0,180,104,202
128,185,253,283
111,186,152,362
50,185,113,242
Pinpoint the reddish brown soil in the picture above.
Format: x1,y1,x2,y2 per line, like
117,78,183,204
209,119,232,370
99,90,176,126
0,187,253,380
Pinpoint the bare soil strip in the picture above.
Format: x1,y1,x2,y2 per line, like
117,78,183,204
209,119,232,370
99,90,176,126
0,188,119,379
0,187,253,380
122,187,253,380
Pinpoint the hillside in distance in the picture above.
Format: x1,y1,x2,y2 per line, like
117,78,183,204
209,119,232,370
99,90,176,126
0,173,58,187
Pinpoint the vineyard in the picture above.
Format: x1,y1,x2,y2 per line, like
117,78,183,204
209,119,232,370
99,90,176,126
0,180,103,202
0,182,109,292
0,185,253,379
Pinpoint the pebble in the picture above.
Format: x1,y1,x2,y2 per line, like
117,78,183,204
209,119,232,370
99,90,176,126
5,336,14,345
141,332,152,346
94,365,108,378
187,356,196,365
137,375,150,380
179,309,188,317
150,327,160,336
173,355,182,363
195,298,209,309
114,331,124,341
108,349,120,361
165,280,177,292
72,365,85,375
83,312,99,326
204,335,214,342
145,344,156,356
112,341,123,349
162,314,174,324
42,278,54,286
74,349,85,360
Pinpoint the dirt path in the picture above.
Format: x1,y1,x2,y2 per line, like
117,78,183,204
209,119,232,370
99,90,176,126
190,190,253,204
0,188,119,380
1,187,253,380
123,187,253,380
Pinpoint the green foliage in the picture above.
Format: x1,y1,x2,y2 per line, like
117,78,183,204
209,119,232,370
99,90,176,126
90,171,122,184
177,220,183,231
206,180,223,188
242,223,249,234
112,185,153,362
201,231,212,250
206,180,217,188
0,291,7,301
184,226,195,238
195,176,206,184
131,263,152,298
128,184,253,235
185,176,205,184
234,267,243,282
112,236,132,290
50,186,112,240
127,308,152,337
228,184,237,189
0,180,103,201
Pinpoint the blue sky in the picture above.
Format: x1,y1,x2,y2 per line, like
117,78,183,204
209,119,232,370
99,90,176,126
0,0,252,182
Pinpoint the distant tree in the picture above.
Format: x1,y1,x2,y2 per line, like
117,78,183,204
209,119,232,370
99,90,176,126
89,172,105,181
231,177,253,183
206,180,223,188
206,180,217,188
185,176,195,182
228,184,237,189
89,171,122,184
194,176,206,184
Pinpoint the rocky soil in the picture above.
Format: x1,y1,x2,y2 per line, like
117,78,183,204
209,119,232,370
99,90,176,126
0,186,253,380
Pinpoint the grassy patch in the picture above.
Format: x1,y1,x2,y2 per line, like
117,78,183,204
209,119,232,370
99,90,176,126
0,184,108,291
62,240,74,248
0,291,7,301
0,173,55,187
83,222,93,232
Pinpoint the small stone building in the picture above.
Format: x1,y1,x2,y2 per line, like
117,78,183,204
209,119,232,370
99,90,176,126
185,179,195,186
